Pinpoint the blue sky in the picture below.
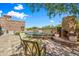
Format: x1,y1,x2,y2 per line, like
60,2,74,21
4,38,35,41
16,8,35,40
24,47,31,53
0,3,69,28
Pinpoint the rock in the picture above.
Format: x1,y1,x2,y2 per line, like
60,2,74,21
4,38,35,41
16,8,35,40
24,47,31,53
72,50,79,55
42,39,79,56
69,36,77,42
55,34,59,37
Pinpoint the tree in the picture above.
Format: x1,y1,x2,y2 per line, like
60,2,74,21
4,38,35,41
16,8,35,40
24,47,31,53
27,3,79,18
26,27,38,30
42,25,52,29
55,24,62,28
55,24,62,32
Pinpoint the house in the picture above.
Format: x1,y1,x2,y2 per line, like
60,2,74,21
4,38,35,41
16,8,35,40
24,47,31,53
0,15,25,34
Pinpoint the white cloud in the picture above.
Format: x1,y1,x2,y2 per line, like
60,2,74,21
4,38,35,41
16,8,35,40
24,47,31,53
0,10,2,13
7,11,29,19
0,10,3,17
14,4,24,10
50,20,54,23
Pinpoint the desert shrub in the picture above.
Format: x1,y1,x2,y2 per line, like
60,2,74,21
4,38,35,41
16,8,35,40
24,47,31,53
0,30,3,35
14,32,20,35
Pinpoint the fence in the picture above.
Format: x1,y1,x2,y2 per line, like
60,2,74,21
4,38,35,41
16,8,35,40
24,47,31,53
19,34,46,56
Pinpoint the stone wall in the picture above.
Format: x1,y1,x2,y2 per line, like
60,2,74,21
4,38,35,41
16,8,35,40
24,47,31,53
0,15,25,34
62,16,76,32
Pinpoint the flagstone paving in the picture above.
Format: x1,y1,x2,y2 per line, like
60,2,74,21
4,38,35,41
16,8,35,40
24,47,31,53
0,34,22,56
0,34,79,56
